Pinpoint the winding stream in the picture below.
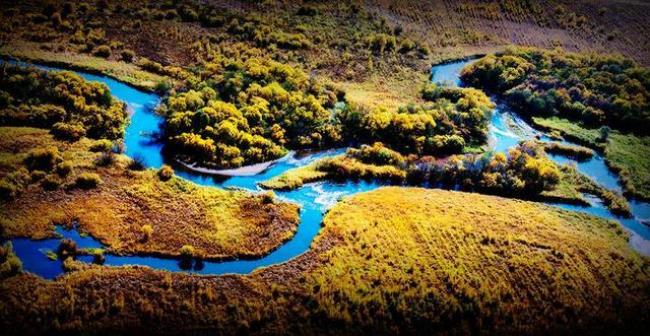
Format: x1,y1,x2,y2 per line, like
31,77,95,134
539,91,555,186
6,59,650,280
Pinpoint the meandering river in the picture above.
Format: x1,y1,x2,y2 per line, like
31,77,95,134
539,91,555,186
6,59,650,279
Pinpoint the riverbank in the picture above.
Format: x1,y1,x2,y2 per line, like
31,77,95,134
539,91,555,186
0,43,166,92
0,126,301,263
175,152,293,177
3,187,649,334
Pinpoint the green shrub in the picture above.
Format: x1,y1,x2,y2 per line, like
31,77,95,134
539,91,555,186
51,122,86,141
179,245,195,259
57,239,77,258
127,155,146,171
55,161,74,177
121,49,135,62
399,39,416,53
94,151,115,167
92,44,111,58
90,139,113,152
92,45,111,58
347,143,405,166
75,173,102,189
0,180,22,201
154,80,173,94
41,174,62,190
158,165,174,181
0,168,30,200
24,147,62,171
261,191,276,204
30,170,47,182
141,224,154,241
0,242,22,278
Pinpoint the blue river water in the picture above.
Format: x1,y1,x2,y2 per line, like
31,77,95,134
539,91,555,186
5,59,650,280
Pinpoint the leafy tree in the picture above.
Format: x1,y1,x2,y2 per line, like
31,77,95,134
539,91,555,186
462,47,650,134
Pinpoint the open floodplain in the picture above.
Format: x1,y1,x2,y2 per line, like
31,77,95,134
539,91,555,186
1,1,650,335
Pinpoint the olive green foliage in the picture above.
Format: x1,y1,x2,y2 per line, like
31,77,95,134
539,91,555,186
92,45,111,58
0,147,65,199
338,85,494,156
157,165,174,181
0,242,22,278
163,56,342,168
0,65,127,140
347,142,405,166
75,172,102,189
24,147,62,172
424,142,561,195
461,47,650,134
270,142,561,197
0,168,30,200
534,116,650,200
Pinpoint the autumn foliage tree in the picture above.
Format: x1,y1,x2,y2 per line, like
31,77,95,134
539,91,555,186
461,47,650,134
0,64,127,140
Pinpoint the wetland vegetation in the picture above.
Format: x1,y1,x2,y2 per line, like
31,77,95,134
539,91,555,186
1,0,650,335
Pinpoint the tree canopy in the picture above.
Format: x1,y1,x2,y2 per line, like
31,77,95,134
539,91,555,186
461,47,650,134
0,64,127,141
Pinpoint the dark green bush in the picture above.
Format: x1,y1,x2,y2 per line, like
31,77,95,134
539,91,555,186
461,48,650,134
158,165,174,181
94,151,115,167
24,147,62,171
0,242,22,278
75,172,102,189
90,139,113,152
50,122,86,141
127,155,146,171
121,49,135,62
92,45,111,58
55,161,74,177
41,174,63,190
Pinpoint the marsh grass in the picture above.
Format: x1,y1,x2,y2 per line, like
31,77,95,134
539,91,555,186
533,117,650,200
0,127,300,259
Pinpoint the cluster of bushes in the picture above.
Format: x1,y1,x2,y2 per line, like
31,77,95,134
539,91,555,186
461,47,650,134
316,156,407,183
364,33,421,55
0,146,71,200
421,142,561,195
0,168,31,201
0,143,105,201
347,142,406,166
338,85,494,156
311,142,561,196
162,56,342,168
0,242,22,278
0,65,127,141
